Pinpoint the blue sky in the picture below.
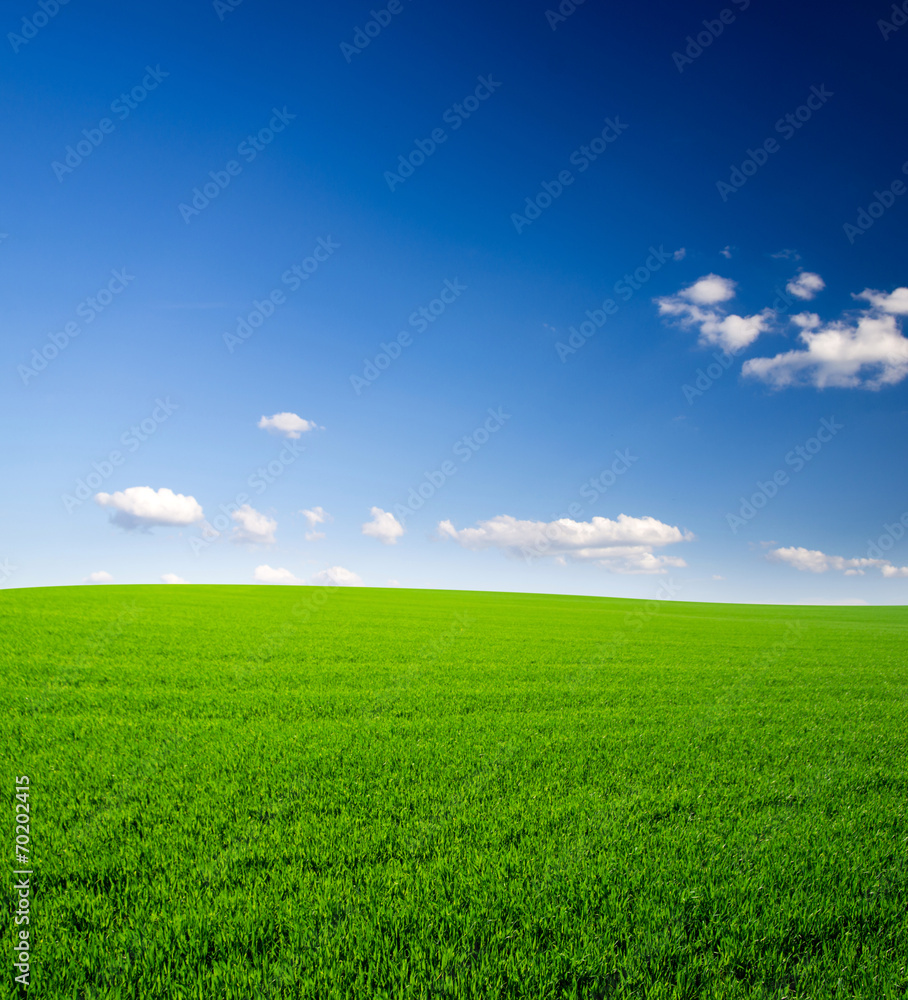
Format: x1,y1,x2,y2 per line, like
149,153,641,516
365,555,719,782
3,0,908,603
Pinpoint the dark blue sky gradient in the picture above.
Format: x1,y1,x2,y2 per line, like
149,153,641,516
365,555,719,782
2,0,907,601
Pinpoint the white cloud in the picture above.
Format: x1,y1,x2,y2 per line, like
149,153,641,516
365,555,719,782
791,312,820,330
254,564,303,585
673,248,687,261
771,249,801,261
311,566,363,586
768,546,908,578
300,507,330,540
438,513,693,574
720,246,732,259
786,271,825,301
84,571,113,584
95,486,204,530
300,506,330,527
768,547,834,573
712,574,726,580
257,412,320,439
855,287,908,315
700,312,774,351
254,563,363,586
656,274,773,352
743,289,908,390
161,573,189,584
387,578,401,587
362,507,405,545
231,505,277,545
678,273,736,305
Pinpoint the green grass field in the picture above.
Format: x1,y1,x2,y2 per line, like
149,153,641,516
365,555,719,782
1,584,906,999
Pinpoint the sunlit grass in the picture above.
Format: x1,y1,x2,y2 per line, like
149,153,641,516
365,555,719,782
1,585,906,998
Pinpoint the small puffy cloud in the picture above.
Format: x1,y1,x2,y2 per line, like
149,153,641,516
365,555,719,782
720,246,732,259
311,566,363,586
387,578,401,587
301,506,331,540
786,274,824,303
767,546,908,578
257,412,320,439
678,273,736,305
254,564,363,586
84,571,113,584
712,574,726,580
791,312,820,330
673,248,687,261
771,248,801,261
855,287,908,315
362,507,405,545
656,274,772,353
95,486,204,530
743,289,908,390
438,513,693,574
254,564,303,585
161,573,189,584
231,505,277,545
768,547,833,573
300,506,330,527
701,312,773,351
786,271,825,301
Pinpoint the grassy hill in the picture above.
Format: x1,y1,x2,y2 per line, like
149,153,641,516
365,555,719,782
1,585,906,998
